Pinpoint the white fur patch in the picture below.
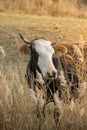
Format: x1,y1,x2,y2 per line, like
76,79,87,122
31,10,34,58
34,39,57,77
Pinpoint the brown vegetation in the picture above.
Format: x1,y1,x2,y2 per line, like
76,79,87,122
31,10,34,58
0,0,87,17
0,13,87,130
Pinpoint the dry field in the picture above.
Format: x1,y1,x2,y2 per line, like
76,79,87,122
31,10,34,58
0,12,87,130
0,0,87,17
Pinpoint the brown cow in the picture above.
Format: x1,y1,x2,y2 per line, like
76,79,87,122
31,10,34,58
19,33,86,130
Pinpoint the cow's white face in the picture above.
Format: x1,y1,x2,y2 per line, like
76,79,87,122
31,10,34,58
34,39,57,78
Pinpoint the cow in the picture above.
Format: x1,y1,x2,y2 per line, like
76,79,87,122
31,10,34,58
19,33,85,130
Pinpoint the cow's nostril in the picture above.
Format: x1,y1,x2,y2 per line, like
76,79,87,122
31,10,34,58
53,71,57,78
47,71,57,78
47,72,53,78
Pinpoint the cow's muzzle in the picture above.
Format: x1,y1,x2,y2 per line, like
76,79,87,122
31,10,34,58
47,71,57,79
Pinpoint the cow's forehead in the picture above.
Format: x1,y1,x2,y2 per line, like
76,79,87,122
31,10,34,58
34,39,52,46
33,39,54,55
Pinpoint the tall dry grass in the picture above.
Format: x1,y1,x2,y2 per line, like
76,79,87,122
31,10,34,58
0,32,87,130
0,0,87,17
0,13,87,130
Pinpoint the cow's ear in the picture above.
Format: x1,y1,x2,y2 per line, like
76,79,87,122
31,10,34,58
19,43,30,55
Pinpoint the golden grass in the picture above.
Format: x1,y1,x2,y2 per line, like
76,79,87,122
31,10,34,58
0,13,87,130
0,0,87,17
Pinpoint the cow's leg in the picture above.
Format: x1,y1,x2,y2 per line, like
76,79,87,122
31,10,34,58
54,91,63,129
35,87,45,130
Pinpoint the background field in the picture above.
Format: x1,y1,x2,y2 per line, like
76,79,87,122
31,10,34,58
0,12,87,130
0,0,87,17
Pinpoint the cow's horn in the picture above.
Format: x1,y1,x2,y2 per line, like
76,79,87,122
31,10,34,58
52,35,62,46
19,33,31,45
